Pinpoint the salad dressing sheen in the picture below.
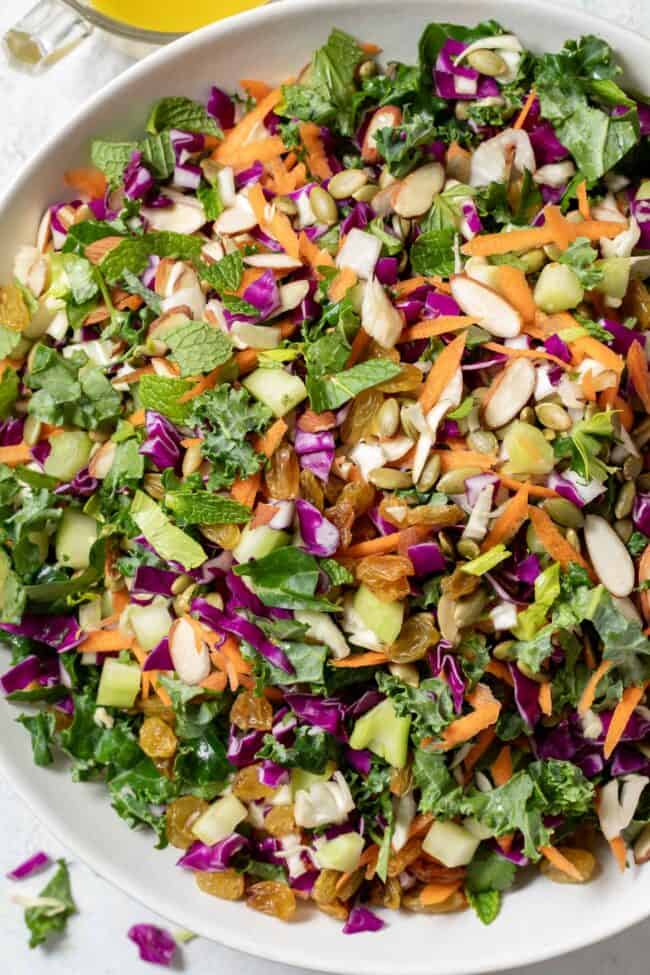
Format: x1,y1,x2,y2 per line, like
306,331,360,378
90,0,266,32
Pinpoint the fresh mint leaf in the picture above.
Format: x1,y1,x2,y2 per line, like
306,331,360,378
306,358,401,412
16,711,56,767
467,889,501,925
164,319,233,377
466,849,516,893
62,254,99,304
138,374,194,424
423,183,476,233
190,385,272,490
235,546,338,612
91,139,137,186
100,237,152,283
410,228,456,276
122,270,162,314
140,131,176,179
147,96,222,137
26,347,120,430
197,250,243,293
24,859,76,948
165,491,252,523
321,558,354,586
553,410,615,482
196,183,224,221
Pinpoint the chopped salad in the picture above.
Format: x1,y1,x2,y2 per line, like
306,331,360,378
2,19,650,937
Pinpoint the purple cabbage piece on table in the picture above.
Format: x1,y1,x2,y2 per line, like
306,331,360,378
6,851,51,880
127,924,177,967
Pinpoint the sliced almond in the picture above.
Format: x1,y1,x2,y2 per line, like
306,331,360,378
361,105,403,164
36,208,52,254
278,280,310,313
450,275,522,338
152,357,179,377
84,236,123,265
371,185,397,218
201,239,225,264
88,441,117,479
243,253,303,270
142,189,206,234
214,207,258,235
148,308,191,339
393,163,445,219
169,617,210,685
361,277,403,349
14,245,48,298
483,358,535,429
584,514,635,598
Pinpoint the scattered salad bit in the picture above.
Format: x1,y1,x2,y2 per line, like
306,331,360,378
12,859,76,948
2,18,650,936
128,923,178,966
7,850,51,881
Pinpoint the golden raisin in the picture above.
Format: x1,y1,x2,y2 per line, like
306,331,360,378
202,523,240,549
376,363,423,394
317,899,349,920
247,881,296,921
368,876,401,910
356,555,414,603
622,278,650,330
233,764,276,801
139,716,178,759
196,868,245,900
326,480,375,549
441,567,481,599
264,805,296,837
403,888,466,913
138,698,175,724
387,837,422,878
540,847,597,884
387,613,439,664
312,869,340,905
389,761,412,797
299,469,324,510
378,494,410,528
341,389,383,443
165,796,209,849
410,859,466,884
335,868,364,903
265,444,300,499
406,503,465,528
230,690,273,731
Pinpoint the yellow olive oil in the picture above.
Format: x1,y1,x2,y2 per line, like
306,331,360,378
90,0,266,33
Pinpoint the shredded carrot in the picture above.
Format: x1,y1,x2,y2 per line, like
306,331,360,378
361,844,380,879
513,88,537,130
576,179,591,220
0,443,32,467
298,231,335,273
578,659,613,714
230,472,261,509
419,881,461,906
627,340,650,413
200,671,228,692
331,652,389,668
435,449,497,472
64,166,107,199
251,502,280,529
176,365,222,403
496,266,536,323
393,276,427,297
77,630,134,653
266,157,298,195
539,682,553,717
114,292,144,312
346,327,371,368
581,369,597,403
498,475,558,499
359,41,382,54
299,122,332,181
235,348,259,375
483,341,571,370
230,136,289,168
527,504,593,574
600,387,633,430
572,335,624,376
481,485,529,552
111,365,154,386
604,683,648,759
130,641,171,706
400,316,476,342
609,835,628,873
180,437,202,449
125,409,145,427
427,700,501,751
419,332,466,414
539,845,583,882
491,746,512,786
215,89,283,160
111,589,129,614
254,418,288,458
408,813,434,839
344,526,430,559
462,727,496,780
461,207,624,258
240,78,272,102
329,266,358,303
485,659,515,686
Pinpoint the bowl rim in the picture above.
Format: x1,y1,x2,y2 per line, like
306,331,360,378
1,0,650,970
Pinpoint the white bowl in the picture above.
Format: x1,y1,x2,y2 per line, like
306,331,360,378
1,1,649,971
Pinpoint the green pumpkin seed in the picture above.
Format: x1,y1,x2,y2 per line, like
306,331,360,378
275,195,298,216
143,473,164,500
633,416,650,449
542,498,584,528
328,169,368,200
376,398,399,438
309,186,338,225
416,454,441,493
466,430,498,454
352,184,379,203
615,481,636,520
171,574,193,595
457,538,480,560
519,249,546,274
23,415,42,446
368,467,413,489
173,582,198,617
535,402,571,432
519,406,536,425
614,518,633,542
437,466,482,494
466,49,507,77
358,59,377,79
454,102,470,121
526,523,546,555
623,455,643,481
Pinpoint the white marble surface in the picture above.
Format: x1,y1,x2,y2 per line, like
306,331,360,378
0,0,649,971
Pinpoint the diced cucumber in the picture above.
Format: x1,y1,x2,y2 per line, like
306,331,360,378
315,832,365,872
191,794,247,846
96,658,141,708
463,817,494,840
55,509,98,569
294,610,350,659
422,820,481,868
242,367,307,418
129,601,172,652
595,257,630,300
353,585,404,645
533,263,583,313
232,525,289,564
349,698,410,769
291,762,335,798
44,430,92,481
